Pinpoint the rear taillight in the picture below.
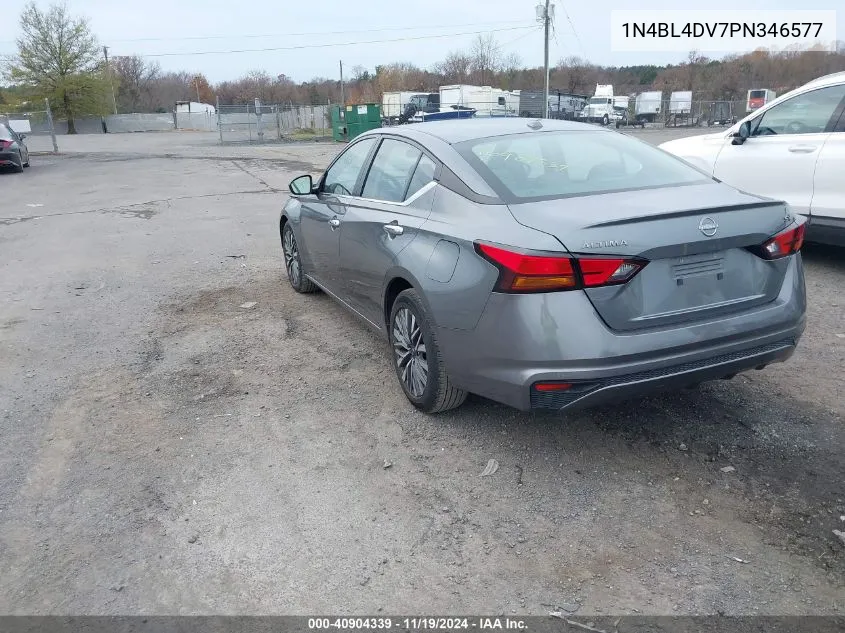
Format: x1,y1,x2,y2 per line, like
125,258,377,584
475,242,646,293
752,223,805,260
0,140,12,150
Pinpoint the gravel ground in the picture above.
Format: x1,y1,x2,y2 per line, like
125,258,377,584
0,129,842,615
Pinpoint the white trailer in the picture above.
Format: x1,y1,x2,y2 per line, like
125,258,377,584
669,91,692,114
635,91,662,122
439,85,518,117
382,91,421,122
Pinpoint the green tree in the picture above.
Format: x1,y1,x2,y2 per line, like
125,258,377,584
7,2,109,133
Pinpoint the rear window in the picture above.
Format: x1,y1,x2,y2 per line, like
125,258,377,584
0,124,14,141
455,130,709,202
750,90,766,98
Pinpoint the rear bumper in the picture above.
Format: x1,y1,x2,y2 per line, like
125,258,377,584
437,254,806,412
527,337,796,411
0,150,21,166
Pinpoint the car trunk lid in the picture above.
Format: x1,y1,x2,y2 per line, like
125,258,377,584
507,183,795,331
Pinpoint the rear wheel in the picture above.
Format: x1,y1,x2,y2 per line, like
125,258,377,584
282,223,318,293
389,289,467,413
13,151,24,173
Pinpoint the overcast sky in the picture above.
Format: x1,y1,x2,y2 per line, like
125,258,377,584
1,0,842,83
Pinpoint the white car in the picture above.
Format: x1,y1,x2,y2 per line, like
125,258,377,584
659,71,845,246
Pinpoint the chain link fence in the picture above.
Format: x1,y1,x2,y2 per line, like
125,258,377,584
615,99,748,128
217,102,331,144
0,99,58,153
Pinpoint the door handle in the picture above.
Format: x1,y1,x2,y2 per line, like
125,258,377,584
328,217,341,229
383,223,404,237
788,145,817,154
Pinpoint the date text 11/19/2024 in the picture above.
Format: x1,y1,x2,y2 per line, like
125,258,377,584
308,617,528,630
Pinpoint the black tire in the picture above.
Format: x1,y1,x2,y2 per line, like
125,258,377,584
602,114,609,126
12,152,24,173
389,288,467,413
281,222,318,293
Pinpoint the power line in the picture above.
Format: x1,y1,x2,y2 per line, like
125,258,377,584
0,20,532,46
122,25,538,58
558,2,587,59
499,25,543,50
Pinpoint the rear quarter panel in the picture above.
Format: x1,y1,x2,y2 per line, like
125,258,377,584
391,185,566,331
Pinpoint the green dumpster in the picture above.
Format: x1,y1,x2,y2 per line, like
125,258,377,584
330,105,346,142
330,103,382,141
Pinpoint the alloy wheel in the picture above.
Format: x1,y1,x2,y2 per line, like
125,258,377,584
283,227,301,286
392,307,428,398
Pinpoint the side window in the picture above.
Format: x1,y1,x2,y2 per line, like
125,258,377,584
361,139,421,202
323,138,376,195
753,85,845,136
497,96,505,106
405,154,437,200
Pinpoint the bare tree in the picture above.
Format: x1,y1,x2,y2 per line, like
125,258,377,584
470,34,501,85
434,50,472,84
112,55,160,112
500,52,522,90
146,71,193,112
556,56,594,94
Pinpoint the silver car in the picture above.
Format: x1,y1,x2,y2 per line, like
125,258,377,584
280,119,806,413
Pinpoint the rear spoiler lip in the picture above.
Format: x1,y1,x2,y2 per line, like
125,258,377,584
588,200,783,228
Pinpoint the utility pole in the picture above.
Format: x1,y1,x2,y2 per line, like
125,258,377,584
103,46,118,115
339,60,345,107
538,2,554,118
195,77,201,103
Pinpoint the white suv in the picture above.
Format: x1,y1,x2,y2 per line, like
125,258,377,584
659,72,845,246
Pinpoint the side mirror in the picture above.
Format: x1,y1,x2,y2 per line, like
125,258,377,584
289,175,314,196
18,133,26,140
731,121,751,145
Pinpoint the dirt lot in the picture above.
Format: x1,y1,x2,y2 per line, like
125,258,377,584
0,129,843,616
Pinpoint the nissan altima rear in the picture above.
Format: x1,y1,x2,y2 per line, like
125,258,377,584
432,126,806,411
280,119,805,414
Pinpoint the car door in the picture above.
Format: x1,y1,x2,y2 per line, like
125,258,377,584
339,138,438,327
712,84,845,216
808,104,845,233
297,137,377,293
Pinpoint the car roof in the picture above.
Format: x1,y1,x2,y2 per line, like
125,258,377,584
372,118,604,144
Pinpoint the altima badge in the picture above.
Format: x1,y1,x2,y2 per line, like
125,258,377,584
698,217,718,237
582,239,628,249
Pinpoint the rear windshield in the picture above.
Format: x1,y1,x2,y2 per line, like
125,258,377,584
749,90,766,98
0,124,14,141
455,130,709,202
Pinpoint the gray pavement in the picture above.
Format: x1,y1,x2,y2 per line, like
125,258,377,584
1,129,843,615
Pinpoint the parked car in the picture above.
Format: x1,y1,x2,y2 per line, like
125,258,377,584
0,122,30,173
280,119,806,413
659,71,845,246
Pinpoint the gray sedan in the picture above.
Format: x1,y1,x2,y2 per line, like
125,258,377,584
0,122,30,173
280,119,806,413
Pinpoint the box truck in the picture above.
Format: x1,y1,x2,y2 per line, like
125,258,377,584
634,91,662,123
746,89,776,112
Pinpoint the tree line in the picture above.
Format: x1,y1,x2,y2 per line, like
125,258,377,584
2,2,844,132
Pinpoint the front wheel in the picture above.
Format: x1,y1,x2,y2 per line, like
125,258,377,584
389,289,467,413
281,223,318,293
602,114,609,126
